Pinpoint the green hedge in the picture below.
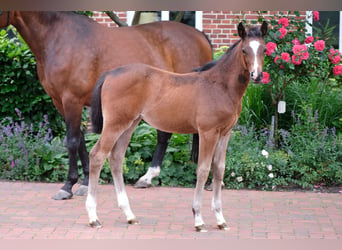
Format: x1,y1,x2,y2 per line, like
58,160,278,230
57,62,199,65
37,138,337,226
0,28,65,136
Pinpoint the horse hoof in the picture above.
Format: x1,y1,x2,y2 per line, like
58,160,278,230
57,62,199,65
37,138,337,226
195,225,208,233
218,223,230,231
89,220,102,228
128,218,140,225
134,180,151,189
74,185,88,196
52,189,73,200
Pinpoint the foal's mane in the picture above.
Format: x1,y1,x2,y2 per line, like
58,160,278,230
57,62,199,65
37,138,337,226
193,26,263,73
192,40,240,73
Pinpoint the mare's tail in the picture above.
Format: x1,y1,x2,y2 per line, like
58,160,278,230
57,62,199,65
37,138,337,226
91,72,108,134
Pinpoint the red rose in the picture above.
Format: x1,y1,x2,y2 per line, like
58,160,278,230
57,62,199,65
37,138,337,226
292,44,309,60
281,52,290,62
332,65,342,76
305,36,314,44
262,72,271,84
330,48,341,56
274,56,280,64
314,40,325,51
313,11,319,22
279,27,287,39
266,42,277,56
292,38,301,45
331,56,341,64
292,55,303,65
278,17,289,27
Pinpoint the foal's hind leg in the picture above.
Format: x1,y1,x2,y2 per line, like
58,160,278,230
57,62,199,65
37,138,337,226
192,130,220,232
211,133,230,231
86,129,119,228
110,119,141,224
134,130,172,188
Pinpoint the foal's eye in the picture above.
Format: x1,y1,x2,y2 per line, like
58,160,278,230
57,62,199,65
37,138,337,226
242,49,246,54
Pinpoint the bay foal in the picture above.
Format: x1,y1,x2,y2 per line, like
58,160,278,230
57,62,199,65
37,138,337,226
87,22,268,232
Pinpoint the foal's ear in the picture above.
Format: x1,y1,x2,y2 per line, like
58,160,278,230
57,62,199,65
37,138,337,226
238,22,246,39
261,21,268,37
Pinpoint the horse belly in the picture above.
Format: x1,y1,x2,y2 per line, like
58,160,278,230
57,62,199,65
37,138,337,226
141,98,198,134
142,113,197,134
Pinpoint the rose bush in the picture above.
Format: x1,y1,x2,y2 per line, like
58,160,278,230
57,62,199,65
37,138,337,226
261,11,342,146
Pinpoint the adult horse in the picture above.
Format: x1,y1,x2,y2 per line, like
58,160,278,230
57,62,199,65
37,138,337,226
0,11,212,200
87,22,268,232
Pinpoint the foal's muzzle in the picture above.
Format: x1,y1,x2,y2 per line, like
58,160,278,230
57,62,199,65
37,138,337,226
250,71,263,83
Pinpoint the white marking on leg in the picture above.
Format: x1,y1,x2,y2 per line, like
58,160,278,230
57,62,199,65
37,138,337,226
212,198,226,225
86,194,98,223
138,166,161,185
117,191,136,221
249,40,261,78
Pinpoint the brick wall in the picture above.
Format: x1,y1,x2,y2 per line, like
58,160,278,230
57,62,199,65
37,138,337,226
92,11,127,28
92,11,307,49
202,11,307,49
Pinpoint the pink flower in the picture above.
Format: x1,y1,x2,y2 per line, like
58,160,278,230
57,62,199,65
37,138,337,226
332,65,342,76
292,38,301,45
278,17,289,27
274,56,280,64
330,48,341,56
292,55,303,65
329,49,342,64
279,27,287,39
314,40,325,51
305,36,314,44
281,52,290,62
331,56,341,64
266,42,277,56
292,44,309,60
313,11,319,21
262,72,270,84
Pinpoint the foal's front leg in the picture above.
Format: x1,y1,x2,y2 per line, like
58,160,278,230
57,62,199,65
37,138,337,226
211,133,230,231
192,131,220,232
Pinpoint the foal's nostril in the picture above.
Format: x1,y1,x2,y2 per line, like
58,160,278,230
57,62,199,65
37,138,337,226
255,73,263,82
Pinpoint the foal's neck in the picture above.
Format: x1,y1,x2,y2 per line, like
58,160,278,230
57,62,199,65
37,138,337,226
204,43,250,103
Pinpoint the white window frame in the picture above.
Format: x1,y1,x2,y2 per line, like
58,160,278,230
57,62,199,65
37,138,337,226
126,11,203,31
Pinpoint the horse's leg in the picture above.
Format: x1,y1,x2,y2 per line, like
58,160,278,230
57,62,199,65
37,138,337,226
134,130,172,188
211,133,230,231
110,119,141,224
52,104,83,200
191,133,199,162
74,130,89,196
86,127,119,228
192,130,220,232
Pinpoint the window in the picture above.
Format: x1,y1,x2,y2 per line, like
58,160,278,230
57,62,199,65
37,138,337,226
307,11,341,50
126,11,203,31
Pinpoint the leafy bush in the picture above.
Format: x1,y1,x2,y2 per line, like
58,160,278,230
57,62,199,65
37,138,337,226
0,28,65,136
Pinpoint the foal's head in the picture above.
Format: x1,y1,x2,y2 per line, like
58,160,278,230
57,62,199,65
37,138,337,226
238,21,268,83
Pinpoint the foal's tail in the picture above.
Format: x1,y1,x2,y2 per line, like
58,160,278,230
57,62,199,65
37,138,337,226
91,72,108,134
